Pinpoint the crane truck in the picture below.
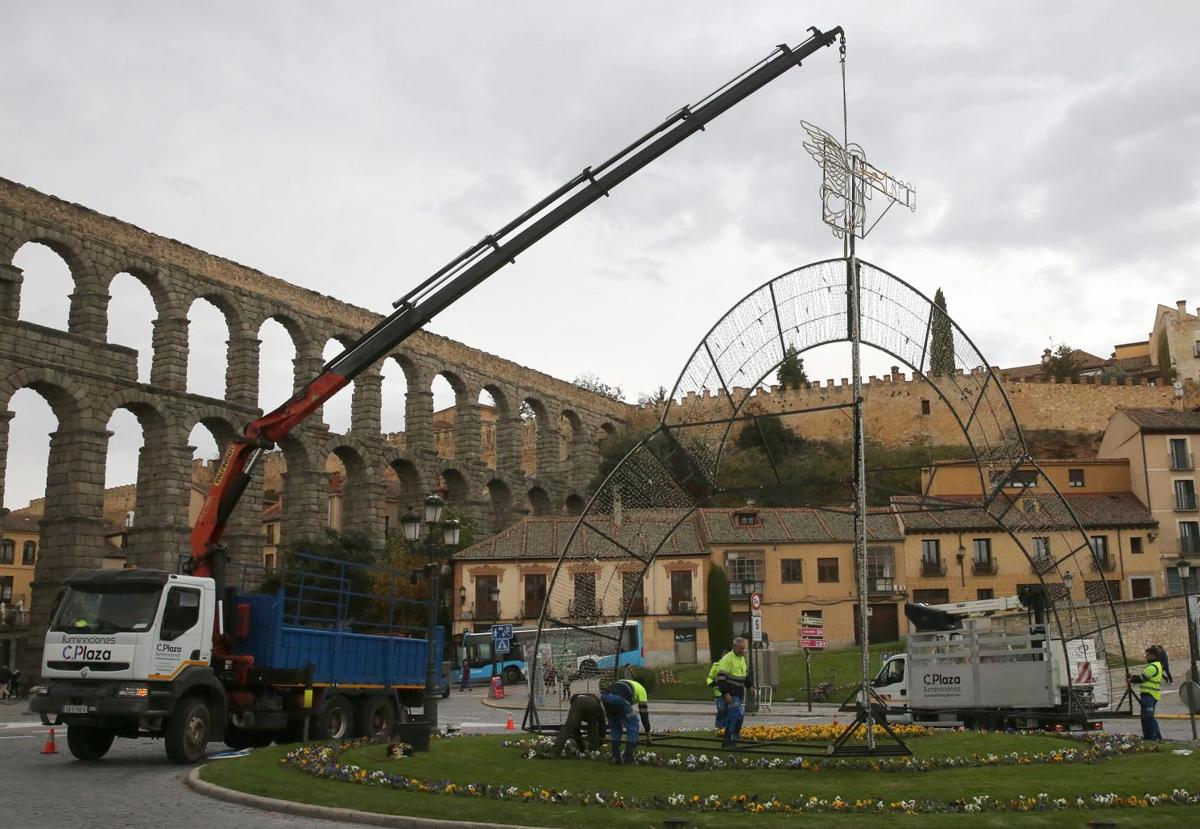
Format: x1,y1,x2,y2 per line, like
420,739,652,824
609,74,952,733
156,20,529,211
31,26,846,762
870,590,1108,731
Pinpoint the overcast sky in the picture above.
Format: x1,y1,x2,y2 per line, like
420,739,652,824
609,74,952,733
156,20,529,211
3,1,1200,511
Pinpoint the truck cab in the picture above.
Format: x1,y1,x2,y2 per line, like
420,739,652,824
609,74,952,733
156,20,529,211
871,655,912,722
32,569,225,762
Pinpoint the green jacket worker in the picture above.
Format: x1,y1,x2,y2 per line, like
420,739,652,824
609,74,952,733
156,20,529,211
551,692,606,756
1128,646,1164,741
600,678,651,764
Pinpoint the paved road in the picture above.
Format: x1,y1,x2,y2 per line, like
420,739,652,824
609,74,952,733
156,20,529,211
4,687,1198,827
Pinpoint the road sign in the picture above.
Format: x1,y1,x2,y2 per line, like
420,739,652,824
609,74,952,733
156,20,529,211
800,614,824,627
751,614,763,643
801,627,824,637
491,623,513,639
750,592,761,611
1181,681,1200,715
495,638,511,655
800,639,828,650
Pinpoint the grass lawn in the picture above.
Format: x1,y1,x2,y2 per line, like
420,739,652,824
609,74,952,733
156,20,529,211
655,640,903,701
201,731,1200,828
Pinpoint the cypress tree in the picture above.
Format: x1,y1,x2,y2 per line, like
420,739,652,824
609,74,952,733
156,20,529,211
928,287,956,377
706,564,734,662
776,344,809,390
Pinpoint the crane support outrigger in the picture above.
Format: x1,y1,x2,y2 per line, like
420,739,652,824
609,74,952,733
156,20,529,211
34,26,844,763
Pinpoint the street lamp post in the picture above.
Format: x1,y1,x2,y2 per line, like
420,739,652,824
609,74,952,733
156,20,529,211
1176,558,1199,740
488,585,501,687
401,494,461,731
741,577,759,715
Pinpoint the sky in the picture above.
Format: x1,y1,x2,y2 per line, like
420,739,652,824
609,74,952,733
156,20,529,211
3,1,1200,511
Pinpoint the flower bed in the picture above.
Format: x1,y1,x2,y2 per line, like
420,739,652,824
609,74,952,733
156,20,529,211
507,731,1151,773
276,735,1200,816
738,723,932,742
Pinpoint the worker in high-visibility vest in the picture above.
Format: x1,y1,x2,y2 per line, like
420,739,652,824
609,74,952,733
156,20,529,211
600,678,652,764
1127,645,1165,741
714,636,755,749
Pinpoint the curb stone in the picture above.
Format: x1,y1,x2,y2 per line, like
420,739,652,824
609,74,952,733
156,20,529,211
185,766,541,829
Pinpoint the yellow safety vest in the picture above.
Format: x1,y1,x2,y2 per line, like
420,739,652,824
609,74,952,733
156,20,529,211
1140,661,1163,701
715,650,749,696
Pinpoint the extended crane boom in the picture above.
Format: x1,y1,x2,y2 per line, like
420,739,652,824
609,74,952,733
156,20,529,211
187,26,844,606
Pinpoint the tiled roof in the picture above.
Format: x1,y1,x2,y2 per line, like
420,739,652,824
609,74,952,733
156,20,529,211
1,510,40,533
697,508,902,544
453,512,705,562
891,493,1155,532
453,507,903,562
1118,407,1200,433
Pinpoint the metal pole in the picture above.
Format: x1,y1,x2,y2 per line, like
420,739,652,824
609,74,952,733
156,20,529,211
805,649,813,713
848,155,874,751
424,531,440,729
1184,583,1198,740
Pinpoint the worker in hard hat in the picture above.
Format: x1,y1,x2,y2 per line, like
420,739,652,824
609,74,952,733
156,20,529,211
713,636,755,749
600,677,652,764
550,692,606,757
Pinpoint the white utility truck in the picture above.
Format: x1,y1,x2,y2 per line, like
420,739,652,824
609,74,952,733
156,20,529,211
871,594,1107,730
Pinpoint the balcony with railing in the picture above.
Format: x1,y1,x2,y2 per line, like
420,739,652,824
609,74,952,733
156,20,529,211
1177,492,1199,512
867,577,897,595
0,595,28,628
972,558,998,576
1170,450,1194,471
474,601,500,621
921,559,947,577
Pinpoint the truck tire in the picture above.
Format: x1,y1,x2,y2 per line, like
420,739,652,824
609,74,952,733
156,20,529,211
66,725,115,761
356,696,397,741
165,696,212,764
315,695,354,740
503,666,522,686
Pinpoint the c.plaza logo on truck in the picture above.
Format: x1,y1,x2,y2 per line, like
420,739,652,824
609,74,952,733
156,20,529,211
60,634,117,661
923,673,962,686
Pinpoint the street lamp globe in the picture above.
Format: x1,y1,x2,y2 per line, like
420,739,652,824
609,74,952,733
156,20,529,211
442,518,462,547
400,510,422,543
424,493,445,526
1179,558,1193,583
459,586,467,606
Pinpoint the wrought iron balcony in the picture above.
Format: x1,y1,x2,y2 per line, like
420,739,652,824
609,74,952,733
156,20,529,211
921,559,947,577
972,558,998,576
668,598,697,614
868,577,897,596
475,602,500,621
1177,493,1199,512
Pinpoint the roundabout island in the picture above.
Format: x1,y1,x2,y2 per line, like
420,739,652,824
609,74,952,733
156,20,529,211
196,725,1200,828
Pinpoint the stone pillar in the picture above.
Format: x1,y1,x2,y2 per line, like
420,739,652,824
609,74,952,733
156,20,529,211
495,415,524,478
0,410,12,509
350,370,383,434
293,349,326,420
150,313,190,391
67,286,109,341
405,389,435,457
24,426,109,680
571,427,601,491
220,458,264,575
344,474,388,551
453,398,483,463
536,420,561,481
0,263,22,320
281,465,325,544
225,333,261,409
124,436,194,571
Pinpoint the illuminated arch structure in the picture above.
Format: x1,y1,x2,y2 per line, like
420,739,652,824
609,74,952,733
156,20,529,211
526,258,1130,732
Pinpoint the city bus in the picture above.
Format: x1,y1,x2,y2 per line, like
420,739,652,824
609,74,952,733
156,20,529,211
457,620,643,686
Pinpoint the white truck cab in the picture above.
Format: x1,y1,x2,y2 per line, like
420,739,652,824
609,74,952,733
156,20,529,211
33,568,225,762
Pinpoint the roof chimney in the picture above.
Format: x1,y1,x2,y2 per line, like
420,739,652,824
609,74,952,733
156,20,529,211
1177,299,1188,313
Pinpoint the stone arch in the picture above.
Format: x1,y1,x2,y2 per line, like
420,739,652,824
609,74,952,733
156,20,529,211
101,262,173,317
106,270,162,384
527,485,552,516
275,432,323,548
431,370,470,460
326,440,376,540
564,493,586,516
256,311,312,397
380,353,417,437
186,291,245,400
485,476,515,533
436,465,471,507
520,396,550,478
321,334,357,433
9,238,84,331
382,450,425,539
0,367,90,432
483,383,520,474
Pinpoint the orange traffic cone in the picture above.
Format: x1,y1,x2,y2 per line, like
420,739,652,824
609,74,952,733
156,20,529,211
41,728,58,755
505,713,515,731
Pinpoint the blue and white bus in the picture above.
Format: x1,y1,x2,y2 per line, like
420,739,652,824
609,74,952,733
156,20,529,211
457,620,644,685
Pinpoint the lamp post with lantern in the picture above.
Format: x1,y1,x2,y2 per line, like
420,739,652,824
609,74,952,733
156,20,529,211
400,493,461,730
1175,558,1200,740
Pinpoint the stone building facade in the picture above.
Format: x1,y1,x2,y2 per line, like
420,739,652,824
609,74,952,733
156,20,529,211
0,177,627,675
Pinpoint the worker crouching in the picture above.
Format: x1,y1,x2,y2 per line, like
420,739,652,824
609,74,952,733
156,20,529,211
550,692,606,757
600,678,652,764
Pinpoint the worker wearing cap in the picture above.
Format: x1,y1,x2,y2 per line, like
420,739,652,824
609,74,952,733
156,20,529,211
550,692,606,757
714,636,754,749
600,678,651,764
1128,645,1164,741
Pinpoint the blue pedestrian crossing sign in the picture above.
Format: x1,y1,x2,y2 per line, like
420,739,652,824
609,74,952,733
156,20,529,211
491,624,513,655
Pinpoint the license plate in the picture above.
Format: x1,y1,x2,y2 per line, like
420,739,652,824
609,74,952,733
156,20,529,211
62,704,89,714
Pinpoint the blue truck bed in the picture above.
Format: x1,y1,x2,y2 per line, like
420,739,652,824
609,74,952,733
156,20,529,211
233,590,441,687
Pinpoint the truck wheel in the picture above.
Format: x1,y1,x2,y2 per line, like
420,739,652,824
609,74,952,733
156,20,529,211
356,696,397,741
165,696,212,764
316,695,354,740
66,725,115,761
503,667,522,686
